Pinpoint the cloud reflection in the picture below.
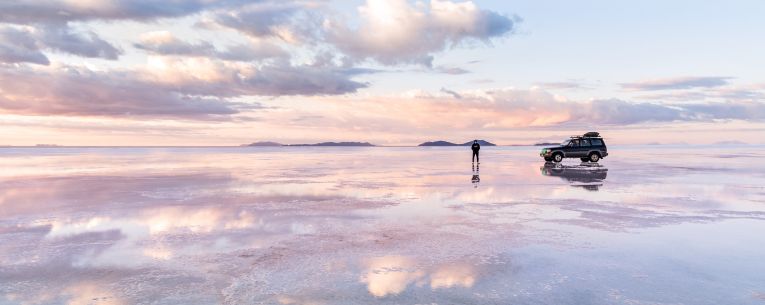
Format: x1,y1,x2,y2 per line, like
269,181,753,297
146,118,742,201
429,263,477,289
361,256,425,297
360,256,478,297
2,147,765,304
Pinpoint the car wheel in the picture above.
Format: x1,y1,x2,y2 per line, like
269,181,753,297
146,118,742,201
553,153,563,163
580,157,589,162
589,152,600,162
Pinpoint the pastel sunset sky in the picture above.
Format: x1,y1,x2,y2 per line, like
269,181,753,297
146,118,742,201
1,0,764,145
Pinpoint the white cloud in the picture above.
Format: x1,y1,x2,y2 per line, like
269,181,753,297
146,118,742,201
0,65,239,119
622,76,733,91
134,31,287,61
0,0,246,23
0,57,368,119
324,0,515,66
277,88,765,134
0,24,120,65
205,1,320,43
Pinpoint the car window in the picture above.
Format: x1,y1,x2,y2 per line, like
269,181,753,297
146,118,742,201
560,140,571,146
581,139,591,146
591,139,603,146
569,140,579,147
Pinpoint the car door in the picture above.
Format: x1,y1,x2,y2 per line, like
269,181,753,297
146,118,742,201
563,139,580,157
577,139,592,157
590,138,605,154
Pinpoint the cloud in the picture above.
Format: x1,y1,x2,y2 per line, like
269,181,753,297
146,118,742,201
0,65,239,119
535,81,586,90
434,66,471,75
281,89,765,135
2,0,516,66
134,31,216,56
440,88,463,99
0,26,49,65
39,25,121,60
140,56,367,97
202,2,319,43
581,98,685,124
0,56,367,118
0,1,275,62
216,42,287,61
637,85,765,102
0,24,120,64
683,101,765,120
134,31,286,61
324,0,515,66
484,90,764,125
0,0,247,24
237,62,368,95
622,76,733,91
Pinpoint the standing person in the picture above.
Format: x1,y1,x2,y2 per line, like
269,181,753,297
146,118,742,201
471,140,481,163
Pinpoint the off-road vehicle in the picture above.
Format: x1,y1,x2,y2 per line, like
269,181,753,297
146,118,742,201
540,132,608,163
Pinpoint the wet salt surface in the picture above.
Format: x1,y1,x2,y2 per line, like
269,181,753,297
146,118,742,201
1,145,764,305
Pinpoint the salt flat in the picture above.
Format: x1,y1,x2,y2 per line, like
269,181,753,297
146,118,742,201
1,146,764,305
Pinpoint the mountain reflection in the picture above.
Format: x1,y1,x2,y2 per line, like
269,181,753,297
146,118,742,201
2,147,764,304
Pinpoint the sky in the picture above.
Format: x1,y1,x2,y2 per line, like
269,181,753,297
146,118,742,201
0,0,764,146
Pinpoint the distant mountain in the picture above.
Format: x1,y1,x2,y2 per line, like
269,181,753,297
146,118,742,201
463,140,496,146
714,140,748,145
418,140,496,146
246,141,283,147
290,142,375,147
419,140,460,146
534,142,559,146
245,141,375,147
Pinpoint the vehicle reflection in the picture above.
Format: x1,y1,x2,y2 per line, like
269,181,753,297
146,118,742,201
3,147,764,304
540,162,608,191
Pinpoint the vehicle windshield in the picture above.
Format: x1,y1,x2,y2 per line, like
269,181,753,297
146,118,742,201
560,139,571,146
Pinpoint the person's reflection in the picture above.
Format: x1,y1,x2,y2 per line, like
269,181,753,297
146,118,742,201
471,162,480,188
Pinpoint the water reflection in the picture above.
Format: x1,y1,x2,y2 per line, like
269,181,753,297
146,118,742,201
360,256,478,297
361,256,424,297
1,147,764,304
471,162,480,188
3,282,125,305
428,263,477,289
540,162,608,191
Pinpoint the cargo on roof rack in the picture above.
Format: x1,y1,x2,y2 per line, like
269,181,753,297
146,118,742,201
583,132,600,137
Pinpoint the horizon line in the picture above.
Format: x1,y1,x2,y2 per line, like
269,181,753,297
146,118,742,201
1,143,760,148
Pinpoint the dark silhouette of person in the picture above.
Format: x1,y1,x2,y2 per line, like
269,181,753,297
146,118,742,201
471,140,480,163
472,162,480,188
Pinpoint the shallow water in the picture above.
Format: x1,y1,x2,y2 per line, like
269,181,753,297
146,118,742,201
1,146,764,304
